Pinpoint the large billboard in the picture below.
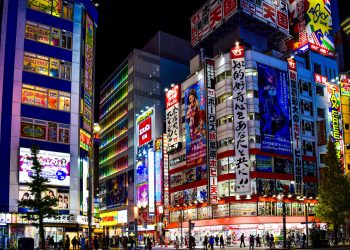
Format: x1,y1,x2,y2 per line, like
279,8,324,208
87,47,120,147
185,80,207,168
106,173,127,208
138,117,152,147
165,85,181,152
240,0,289,34
19,147,70,186
231,45,250,194
340,74,350,97
287,0,335,57
257,63,291,155
191,0,238,47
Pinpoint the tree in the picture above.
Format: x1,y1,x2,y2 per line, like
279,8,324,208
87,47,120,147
315,138,350,245
17,145,58,250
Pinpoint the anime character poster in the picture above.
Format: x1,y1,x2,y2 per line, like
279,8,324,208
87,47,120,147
106,173,126,208
257,63,291,156
19,147,70,186
137,183,148,208
184,80,207,168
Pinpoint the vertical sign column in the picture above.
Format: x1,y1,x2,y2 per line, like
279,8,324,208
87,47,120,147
163,134,170,207
205,59,218,204
230,46,250,194
288,58,303,194
165,85,181,152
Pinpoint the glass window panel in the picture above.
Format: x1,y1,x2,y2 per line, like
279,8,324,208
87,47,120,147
27,0,52,14
23,55,36,73
48,122,58,142
37,25,50,44
34,90,48,107
35,57,49,75
33,123,47,140
51,28,61,47
52,0,62,17
48,90,58,109
25,22,38,41
22,88,36,105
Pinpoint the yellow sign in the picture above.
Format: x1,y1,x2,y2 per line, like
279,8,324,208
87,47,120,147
99,211,118,226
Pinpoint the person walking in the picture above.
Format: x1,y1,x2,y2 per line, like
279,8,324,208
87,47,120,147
175,236,180,250
65,235,71,250
80,235,86,250
219,235,224,248
203,235,208,250
215,235,219,246
269,234,274,249
209,235,214,250
302,233,306,248
255,234,261,247
240,233,246,248
49,236,55,250
249,235,254,250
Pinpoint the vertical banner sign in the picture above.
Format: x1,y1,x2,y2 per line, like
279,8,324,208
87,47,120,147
148,149,155,214
155,138,163,205
340,74,350,96
163,134,170,207
165,85,181,152
83,14,94,133
288,58,303,194
230,46,250,194
327,84,344,171
205,59,218,204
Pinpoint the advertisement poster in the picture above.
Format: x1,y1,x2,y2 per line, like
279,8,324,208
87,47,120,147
327,84,344,167
165,85,181,151
341,74,350,96
230,203,257,216
287,0,335,57
137,183,148,208
128,170,134,204
257,63,291,155
136,160,148,184
257,179,276,196
19,147,70,186
106,173,126,208
197,185,208,202
184,188,196,203
185,80,207,168
138,117,152,146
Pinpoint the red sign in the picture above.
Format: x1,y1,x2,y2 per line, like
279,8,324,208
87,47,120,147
314,73,328,85
165,85,180,109
138,117,152,146
230,45,245,59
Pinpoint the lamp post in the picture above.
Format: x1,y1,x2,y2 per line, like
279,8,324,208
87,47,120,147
88,123,101,250
305,201,309,248
134,206,139,248
277,194,287,249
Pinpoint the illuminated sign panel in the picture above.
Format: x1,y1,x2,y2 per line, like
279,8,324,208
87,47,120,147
288,0,335,57
138,117,152,147
166,85,181,152
19,148,70,186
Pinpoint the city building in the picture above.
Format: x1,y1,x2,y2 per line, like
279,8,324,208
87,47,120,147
164,0,341,245
98,31,195,238
0,0,98,247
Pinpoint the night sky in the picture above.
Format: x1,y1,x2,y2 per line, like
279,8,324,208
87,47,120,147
95,0,207,88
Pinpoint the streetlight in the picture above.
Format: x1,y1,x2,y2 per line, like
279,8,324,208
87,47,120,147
134,206,139,248
305,200,310,248
277,194,287,248
88,123,101,250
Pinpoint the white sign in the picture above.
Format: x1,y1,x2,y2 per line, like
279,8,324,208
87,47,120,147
231,46,250,194
148,150,155,214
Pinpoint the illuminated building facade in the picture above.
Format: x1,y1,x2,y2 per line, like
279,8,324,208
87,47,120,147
98,31,194,237
0,0,98,247
164,0,342,244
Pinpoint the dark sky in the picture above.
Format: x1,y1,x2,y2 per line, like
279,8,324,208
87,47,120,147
95,0,207,87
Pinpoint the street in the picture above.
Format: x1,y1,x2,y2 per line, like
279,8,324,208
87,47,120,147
138,246,350,250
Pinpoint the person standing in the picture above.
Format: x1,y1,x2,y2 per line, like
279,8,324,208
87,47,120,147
49,236,55,250
219,235,224,248
93,236,99,250
80,235,86,250
255,234,261,247
215,235,219,246
72,236,78,250
65,235,71,250
240,233,246,248
175,236,180,250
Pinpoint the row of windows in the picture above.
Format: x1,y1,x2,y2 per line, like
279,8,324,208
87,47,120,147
22,84,70,112
99,137,128,165
25,21,72,50
99,156,128,179
100,67,129,104
100,119,128,149
27,0,74,20
21,117,69,144
24,52,72,80
100,101,128,133
100,83,128,119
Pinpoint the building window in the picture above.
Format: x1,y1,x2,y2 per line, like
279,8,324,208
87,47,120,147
317,108,325,118
299,79,312,96
27,0,74,20
316,85,324,96
25,21,73,50
314,63,322,74
22,84,71,112
346,124,350,130
23,52,72,80
20,117,70,144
